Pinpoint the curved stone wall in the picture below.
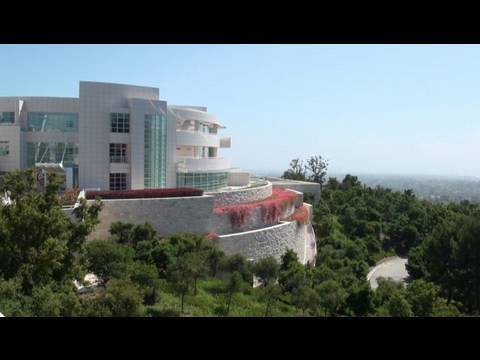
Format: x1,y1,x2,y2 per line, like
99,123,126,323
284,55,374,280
86,195,218,240
84,192,317,265
207,181,272,207
85,191,300,240
213,200,297,235
215,220,315,264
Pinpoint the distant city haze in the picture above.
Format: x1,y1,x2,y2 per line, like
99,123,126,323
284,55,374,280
1,44,479,177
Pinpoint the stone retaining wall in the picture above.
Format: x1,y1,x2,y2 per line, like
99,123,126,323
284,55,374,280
213,201,297,235
86,195,218,240
206,181,272,207
215,221,298,261
83,190,317,265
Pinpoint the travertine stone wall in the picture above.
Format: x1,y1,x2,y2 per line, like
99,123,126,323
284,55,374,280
215,221,305,262
82,193,317,265
206,182,272,207
213,201,297,235
86,195,218,240
86,191,303,238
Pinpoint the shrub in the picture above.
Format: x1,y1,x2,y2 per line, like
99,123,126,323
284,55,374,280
62,187,80,206
287,205,310,225
85,188,203,200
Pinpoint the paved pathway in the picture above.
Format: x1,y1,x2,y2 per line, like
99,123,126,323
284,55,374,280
367,256,409,290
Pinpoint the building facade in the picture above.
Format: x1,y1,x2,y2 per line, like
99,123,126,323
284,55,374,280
0,81,232,191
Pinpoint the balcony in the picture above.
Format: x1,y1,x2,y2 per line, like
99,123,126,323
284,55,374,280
176,130,220,147
177,157,231,172
169,106,221,126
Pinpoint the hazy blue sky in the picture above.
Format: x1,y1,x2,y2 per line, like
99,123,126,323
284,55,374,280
1,44,479,177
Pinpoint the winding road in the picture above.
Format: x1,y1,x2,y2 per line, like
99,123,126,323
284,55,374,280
367,256,409,290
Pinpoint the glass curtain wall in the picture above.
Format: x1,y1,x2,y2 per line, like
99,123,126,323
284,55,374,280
26,142,79,187
176,171,228,191
0,112,15,124
144,113,167,188
26,113,78,132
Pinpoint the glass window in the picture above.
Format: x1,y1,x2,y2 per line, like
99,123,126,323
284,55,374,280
111,113,130,133
109,143,128,163
26,142,78,167
0,112,14,124
0,141,9,156
26,113,78,132
176,171,228,191
144,113,166,188
109,173,127,191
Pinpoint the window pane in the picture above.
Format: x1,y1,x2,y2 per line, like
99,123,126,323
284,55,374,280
0,112,15,124
110,113,130,133
26,112,78,132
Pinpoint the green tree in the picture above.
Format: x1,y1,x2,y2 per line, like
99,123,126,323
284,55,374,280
167,256,194,314
84,240,134,283
306,155,329,190
151,241,177,276
110,222,157,247
0,276,29,316
0,169,101,294
431,298,461,317
252,256,279,287
206,246,225,277
282,158,307,181
406,279,439,317
387,293,413,317
220,254,252,283
316,279,347,317
259,283,282,317
346,283,374,316
109,222,135,245
184,251,209,296
373,278,412,317
454,216,480,313
291,285,320,316
102,279,144,317
224,271,244,316
128,261,161,305
28,283,81,317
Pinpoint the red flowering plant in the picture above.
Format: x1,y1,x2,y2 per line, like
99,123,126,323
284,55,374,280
214,188,299,228
203,232,219,241
85,188,203,200
287,205,310,225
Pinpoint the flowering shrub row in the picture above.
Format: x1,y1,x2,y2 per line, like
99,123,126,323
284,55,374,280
287,205,310,225
214,188,298,228
85,188,203,200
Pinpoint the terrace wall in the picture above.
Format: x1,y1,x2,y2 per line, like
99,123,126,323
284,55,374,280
213,201,297,235
86,195,218,240
206,181,272,207
215,220,316,264
84,190,317,264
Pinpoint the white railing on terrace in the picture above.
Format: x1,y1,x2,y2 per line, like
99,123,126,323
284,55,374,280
176,130,220,147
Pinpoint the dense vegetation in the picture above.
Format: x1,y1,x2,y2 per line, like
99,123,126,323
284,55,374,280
343,173,480,204
0,165,479,316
